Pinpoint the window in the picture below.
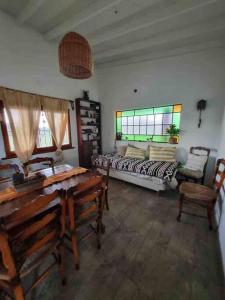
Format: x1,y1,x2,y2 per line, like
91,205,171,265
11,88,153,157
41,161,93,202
1,105,72,158
116,104,182,142
36,112,54,148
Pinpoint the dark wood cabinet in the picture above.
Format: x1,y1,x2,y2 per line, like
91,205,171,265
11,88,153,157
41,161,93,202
76,98,102,168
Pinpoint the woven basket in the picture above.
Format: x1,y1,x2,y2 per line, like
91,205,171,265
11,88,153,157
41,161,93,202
59,32,92,79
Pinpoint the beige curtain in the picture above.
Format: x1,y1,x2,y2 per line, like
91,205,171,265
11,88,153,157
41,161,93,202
42,97,68,160
2,89,41,163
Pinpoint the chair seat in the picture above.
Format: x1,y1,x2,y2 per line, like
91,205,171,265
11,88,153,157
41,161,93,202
178,167,203,179
179,182,217,202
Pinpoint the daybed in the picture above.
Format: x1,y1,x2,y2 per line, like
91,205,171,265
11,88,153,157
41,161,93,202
93,153,178,192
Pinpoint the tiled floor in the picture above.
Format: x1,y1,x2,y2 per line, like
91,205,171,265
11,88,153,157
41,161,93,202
30,179,224,300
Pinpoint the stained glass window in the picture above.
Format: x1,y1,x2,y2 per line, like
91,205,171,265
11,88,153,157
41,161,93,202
116,104,182,143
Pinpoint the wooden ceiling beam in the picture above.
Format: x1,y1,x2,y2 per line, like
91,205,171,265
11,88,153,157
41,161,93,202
44,0,124,41
96,39,225,67
94,17,225,61
17,0,47,24
91,0,221,47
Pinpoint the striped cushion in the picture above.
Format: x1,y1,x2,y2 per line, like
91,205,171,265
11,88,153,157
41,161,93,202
125,146,145,159
149,146,176,162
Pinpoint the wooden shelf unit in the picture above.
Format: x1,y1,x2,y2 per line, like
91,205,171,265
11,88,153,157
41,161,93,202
76,98,102,168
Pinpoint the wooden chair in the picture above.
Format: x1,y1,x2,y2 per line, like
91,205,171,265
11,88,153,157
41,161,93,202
177,146,210,184
23,157,55,177
0,164,20,181
0,190,66,300
177,159,225,230
91,155,111,210
66,175,104,269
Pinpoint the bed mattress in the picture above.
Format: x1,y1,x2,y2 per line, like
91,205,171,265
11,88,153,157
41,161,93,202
114,169,165,184
94,153,178,182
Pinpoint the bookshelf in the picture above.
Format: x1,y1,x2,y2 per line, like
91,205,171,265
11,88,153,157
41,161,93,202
76,98,102,168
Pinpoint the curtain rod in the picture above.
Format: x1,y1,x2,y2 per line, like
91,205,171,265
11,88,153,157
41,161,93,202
0,86,74,102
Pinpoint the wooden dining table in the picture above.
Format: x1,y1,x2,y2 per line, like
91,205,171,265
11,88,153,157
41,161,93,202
0,164,97,219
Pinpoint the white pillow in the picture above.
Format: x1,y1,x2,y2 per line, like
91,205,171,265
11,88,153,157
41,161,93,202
185,153,208,171
191,149,209,156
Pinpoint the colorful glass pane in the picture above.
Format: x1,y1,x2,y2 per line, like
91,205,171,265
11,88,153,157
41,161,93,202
135,108,153,116
152,135,169,143
122,110,134,117
116,104,182,143
163,113,172,124
173,104,182,113
116,117,122,132
173,113,181,128
134,135,150,141
154,106,173,114
122,134,134,141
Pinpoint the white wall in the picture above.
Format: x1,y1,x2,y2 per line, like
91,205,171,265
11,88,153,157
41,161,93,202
216,107,225,276
98,49,225,276
0,10,99,166
218,108,225,159
98,50,225,175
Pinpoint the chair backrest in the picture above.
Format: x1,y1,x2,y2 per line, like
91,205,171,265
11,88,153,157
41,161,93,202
190,146,211,157
67,175,103,226
190,146,210,181
0,190,65,278
213,159,225,194
0,163,20,181
23,157,55,176
91,155,111,187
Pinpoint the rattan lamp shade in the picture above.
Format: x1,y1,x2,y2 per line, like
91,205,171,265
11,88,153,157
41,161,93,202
59,32,92,79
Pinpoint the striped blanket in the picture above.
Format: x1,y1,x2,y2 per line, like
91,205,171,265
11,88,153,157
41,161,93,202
94,154,178,181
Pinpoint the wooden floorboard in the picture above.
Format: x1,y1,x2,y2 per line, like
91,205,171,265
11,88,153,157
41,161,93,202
27,178,224,300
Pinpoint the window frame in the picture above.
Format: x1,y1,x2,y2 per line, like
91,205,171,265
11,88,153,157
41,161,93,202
116,104,182,143
0,101,73,159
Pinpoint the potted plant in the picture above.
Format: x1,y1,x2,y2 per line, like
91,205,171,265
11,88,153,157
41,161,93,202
166,124,180,144
116,132,122,141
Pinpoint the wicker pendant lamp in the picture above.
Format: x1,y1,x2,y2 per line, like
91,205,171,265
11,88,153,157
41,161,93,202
59,32,93,79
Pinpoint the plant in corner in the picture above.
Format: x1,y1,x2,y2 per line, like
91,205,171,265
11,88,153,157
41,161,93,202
166,124,180,144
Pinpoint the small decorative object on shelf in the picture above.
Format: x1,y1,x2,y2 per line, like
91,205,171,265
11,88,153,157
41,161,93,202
76,97,102,168
83,90,90,100
166,124,180,144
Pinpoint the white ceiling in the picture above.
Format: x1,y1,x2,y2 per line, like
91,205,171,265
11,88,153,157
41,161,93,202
0,0,225,67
